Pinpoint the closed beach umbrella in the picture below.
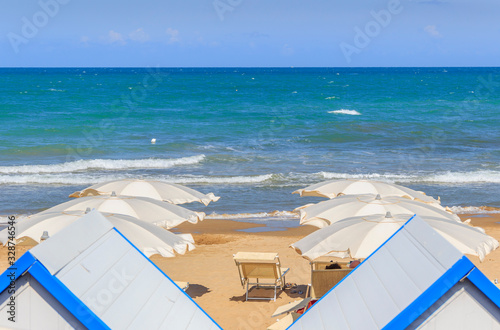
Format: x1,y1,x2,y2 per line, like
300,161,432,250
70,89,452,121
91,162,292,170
293,179,440,205
69,179,220,206
0,210,195,257
40,194,205,229
291,212,499,262
298,194,460,228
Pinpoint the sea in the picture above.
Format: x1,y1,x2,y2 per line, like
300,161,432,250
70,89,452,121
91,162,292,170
1,67,500,226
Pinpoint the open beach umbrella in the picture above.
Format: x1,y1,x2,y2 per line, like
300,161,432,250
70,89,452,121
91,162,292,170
293,179,440,205
0,210,195,258
69,179,220,206
39,194,205,229
291,212,499,262
298,194,461,228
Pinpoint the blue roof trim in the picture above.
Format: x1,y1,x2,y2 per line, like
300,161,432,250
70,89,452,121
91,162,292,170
383,256,475,330
28,261,110,330
468,267,500,308
288,214,418,329
112,227,223,330
0,251,36,292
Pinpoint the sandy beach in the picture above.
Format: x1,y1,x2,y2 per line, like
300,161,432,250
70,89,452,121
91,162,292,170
1,213,499,329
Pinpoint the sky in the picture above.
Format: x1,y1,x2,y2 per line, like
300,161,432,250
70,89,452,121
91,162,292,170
1,0,500,67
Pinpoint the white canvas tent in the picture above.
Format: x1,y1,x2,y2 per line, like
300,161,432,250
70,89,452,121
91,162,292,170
288,215,500,330
0,210,221,330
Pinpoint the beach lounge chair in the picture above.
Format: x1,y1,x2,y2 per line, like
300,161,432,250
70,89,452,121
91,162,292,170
233,252,290,301
174,281,189,291
267,260,352,328
306,259,352,298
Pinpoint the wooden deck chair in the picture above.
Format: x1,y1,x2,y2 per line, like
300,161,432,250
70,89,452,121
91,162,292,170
233,252,290,301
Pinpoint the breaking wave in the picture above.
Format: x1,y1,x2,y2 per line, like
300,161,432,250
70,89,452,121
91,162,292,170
0,173,276,186
0,155,206,174
205,210,299,220
318,170,500,184
328,109,361,115
449,206,500,214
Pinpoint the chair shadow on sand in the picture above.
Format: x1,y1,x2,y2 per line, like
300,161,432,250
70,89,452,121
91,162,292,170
229,284,309,302
186,284,211,298
283,284,309,299
229,286,288,302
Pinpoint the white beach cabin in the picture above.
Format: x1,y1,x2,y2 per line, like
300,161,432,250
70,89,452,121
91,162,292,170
0,210,221,330
288,215,500,330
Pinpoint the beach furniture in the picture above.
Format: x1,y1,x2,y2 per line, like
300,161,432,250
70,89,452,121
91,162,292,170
70,179,220,205
296,194,460,228
288,215,500,329
174,281,190,291
0,210,196,258
0,210,221,330
293,179,440,205
233,252,290,301
268,261,353,328
291,212,498,261
267,312,301,330
307,260,352,299
37,193,205,229
268,298,311,329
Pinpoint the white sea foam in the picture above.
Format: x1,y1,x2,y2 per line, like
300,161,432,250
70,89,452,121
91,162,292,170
415,171,500,184
0,173,275,186
205,210,299,220
449,206,500,214
165,174,274,185
318,171,409,183
318,170,500,184
0,155,206,174
325,96,336,100
2,169,500,186
328,109,361,115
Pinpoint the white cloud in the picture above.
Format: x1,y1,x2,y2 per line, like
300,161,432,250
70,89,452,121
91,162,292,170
80,36,90,44
424,25,442,38
129,28,149,42
166,28,180,43
107,30,126,45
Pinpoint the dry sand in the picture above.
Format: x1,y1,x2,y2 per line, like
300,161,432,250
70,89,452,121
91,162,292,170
1,214,499,329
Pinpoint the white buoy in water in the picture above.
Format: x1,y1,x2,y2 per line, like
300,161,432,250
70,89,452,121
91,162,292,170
151,138,156,144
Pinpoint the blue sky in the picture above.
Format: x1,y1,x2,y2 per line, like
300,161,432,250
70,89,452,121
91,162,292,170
1,0,499,67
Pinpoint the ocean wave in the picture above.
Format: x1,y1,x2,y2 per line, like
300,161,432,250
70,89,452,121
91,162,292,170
0,173,276,186
325,96,337,100
328,109,361,115
318,172,410,182
205,210,299,220
0,155,205,174
415,171,500,184
165,174,275,185
2,169,500,186
318,170,500,184
449,206,500,214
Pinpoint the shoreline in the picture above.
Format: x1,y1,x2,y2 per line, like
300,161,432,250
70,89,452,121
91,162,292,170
0,213,499,329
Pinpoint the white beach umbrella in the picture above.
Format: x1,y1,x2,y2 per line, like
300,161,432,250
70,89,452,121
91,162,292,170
291,212,499,262
40,194,205,229
0,210,195,258
293,179,440,205
69,179,220,206
298,194,461,228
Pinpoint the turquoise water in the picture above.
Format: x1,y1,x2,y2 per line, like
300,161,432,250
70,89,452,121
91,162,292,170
1,67,499,218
